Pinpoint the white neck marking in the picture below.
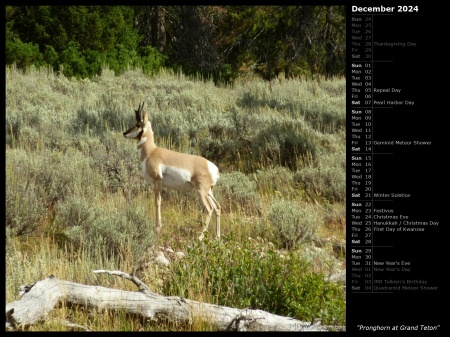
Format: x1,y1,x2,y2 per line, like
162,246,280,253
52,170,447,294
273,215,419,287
138,137,147,146
137,137,147,160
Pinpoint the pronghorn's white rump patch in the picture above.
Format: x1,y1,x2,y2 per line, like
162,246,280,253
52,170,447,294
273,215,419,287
160,164,193,192
207,161,219,186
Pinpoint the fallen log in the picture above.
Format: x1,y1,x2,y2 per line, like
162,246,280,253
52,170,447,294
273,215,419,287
5,271,345,331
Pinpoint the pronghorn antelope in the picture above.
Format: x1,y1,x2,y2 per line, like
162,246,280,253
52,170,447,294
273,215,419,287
123,101,221,241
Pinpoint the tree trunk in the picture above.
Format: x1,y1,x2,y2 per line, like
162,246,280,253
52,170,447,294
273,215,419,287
152,6,166,52
325,6,335,79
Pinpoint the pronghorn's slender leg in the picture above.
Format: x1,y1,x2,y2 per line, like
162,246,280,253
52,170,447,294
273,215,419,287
208,189,221,238
198,191,213,241
154,179,163,231
198,187,221,241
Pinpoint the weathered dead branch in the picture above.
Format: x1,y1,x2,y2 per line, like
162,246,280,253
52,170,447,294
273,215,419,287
5,272,345,331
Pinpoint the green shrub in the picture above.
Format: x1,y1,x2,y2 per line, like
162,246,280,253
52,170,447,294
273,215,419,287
60,41,90,78
164,238,345,325
197,106,257,171
255,166,294,197
294,165,345,203
6,165,46,236
138,46,167,75
6,38,43,69
5,106,44,147
215,171,261,216
17,126,41,148
74,98,129,137
300,100,346,134
198,137,251,170
252,120,319,170
6,147,84,232
268,199,320,249
88,132,144,196
5,147,101,237
33,149,94,206
57,197,156,261
43,45,60,70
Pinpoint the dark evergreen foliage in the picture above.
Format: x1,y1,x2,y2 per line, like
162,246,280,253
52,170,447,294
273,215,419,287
6,5,345,81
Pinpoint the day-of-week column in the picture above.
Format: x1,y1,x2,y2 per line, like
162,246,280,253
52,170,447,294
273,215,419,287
350,13,373,293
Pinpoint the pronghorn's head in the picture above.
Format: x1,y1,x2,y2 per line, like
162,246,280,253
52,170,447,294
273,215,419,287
123,101,152,140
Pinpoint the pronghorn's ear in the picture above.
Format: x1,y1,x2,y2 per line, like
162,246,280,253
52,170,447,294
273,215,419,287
143,111,148,123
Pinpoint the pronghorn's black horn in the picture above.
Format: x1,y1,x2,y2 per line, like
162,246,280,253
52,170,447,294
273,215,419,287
135,101,145,121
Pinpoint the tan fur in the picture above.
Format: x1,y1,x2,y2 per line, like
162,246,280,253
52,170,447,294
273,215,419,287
124,102,221,241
